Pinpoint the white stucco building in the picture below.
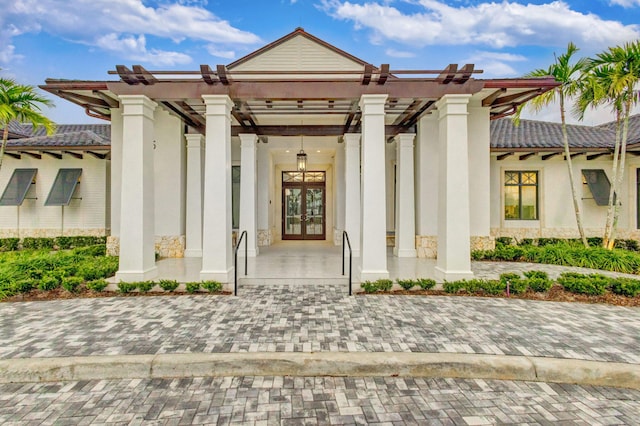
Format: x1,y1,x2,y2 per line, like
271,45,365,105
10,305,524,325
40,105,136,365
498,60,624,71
2,29,639,284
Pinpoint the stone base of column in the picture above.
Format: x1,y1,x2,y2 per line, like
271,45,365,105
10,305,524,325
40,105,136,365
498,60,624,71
393,247,417,257
200,268,234,283
116,266,158,282
184,249,203,258
359,268,389,282
434,266,473,283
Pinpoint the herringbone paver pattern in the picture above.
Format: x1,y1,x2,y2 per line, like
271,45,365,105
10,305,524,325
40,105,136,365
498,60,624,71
0,376,638,425
1,284,639,363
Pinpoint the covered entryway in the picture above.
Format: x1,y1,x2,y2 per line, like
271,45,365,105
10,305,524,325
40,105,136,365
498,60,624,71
282,171,326,240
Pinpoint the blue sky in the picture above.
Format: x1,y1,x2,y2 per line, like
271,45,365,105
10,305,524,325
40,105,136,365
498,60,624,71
1,0,639,124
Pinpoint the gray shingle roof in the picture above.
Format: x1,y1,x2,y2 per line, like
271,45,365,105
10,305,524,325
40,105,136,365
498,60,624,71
598,114,640,146
5,123,110,148
491,118,616,150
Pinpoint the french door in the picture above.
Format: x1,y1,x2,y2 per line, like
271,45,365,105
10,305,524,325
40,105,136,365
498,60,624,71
282,171,326,240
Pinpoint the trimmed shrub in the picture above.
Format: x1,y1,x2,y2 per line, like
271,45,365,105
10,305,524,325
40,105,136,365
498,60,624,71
159,279,179,292
0,238,19,252
443,281,465,294
73,244,107,257
587,237,603,248
117,282,137,293
201,280,222,293
523,270,548,280
86,279,108,292
22,237,55,250
38,274,60,291
13,278,36,293
518,238,535,246
185,282,200,293
417,278,436,290
527,277,553,293
376,279,393,292
557,273,608,296
496,237,513,246
500,273,527,294
396,279,415,290
537,238,562,247
609,278,640,297
477,280,506,295
61,276,83,293
137,281,155,293
360,280,378,293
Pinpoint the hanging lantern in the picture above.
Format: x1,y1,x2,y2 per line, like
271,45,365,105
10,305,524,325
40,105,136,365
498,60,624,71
297,135,307,171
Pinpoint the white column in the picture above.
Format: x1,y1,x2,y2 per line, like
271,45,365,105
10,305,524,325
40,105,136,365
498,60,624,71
415,115,439,237
109,108,123,238
344,133,361,257
394,133,417,257
201,95,234,282
116,95,158,282
239,133,258,257
359,94,389,280
184,134,204,257
257,143,270,246
334,138,346,245
435,94,473,281
468,101,491,238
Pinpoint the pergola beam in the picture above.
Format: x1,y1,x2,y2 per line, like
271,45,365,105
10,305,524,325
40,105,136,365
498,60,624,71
230,124,405,137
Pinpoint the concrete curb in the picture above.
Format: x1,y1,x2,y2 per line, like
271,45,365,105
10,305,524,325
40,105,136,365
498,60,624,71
0,352,638,390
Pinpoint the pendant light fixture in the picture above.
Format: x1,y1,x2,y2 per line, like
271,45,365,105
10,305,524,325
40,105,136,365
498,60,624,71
297,126,307,172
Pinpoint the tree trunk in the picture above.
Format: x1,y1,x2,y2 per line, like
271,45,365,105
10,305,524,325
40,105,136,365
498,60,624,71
560,93,589,248
607,96,633,249
603,113,622,249
0,126,9,172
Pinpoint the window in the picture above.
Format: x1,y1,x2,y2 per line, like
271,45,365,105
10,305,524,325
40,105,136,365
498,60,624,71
232,166,240,229
45,169,82,206
504,171,538,220
0,169,37,206
582,169,612,206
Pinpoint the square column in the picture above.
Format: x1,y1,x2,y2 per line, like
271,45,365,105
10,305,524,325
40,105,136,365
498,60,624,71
201,95,234,282
394,133,417,257
435,94,474,281
333,138,346,245
256,143,271,246
184,134,204,257
359,94,389,280
343,133,361,257
468,101,493,249
239,133,258,257
116,95,158,282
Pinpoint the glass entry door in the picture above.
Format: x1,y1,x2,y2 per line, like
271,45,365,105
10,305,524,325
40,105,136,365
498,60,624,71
282,172,326,240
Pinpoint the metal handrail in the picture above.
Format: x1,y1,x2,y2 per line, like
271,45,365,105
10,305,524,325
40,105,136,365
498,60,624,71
234,230,248,296
342,231,353,296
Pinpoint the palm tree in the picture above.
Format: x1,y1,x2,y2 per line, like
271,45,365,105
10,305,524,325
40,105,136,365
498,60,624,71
0,77,56,171
579,41,640,249
514,42,590,247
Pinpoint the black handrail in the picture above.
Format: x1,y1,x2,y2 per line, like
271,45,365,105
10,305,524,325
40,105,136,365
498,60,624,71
342,231,353,296
234,230,248,296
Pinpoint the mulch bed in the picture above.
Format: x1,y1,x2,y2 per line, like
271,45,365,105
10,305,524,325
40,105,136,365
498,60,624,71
3,288,231,303
360,284,640,307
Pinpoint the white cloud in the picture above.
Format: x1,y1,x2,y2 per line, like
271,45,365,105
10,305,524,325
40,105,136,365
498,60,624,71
610,0,640,7
95,34,192,66
322,0,640,50
385,48,416,58
462,51,527,77
206,46,237,59
1,0,261,65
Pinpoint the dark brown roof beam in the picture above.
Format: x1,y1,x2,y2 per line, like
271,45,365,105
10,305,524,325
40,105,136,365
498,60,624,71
519,153,536,160
200,65,218,85
403,100,437,129
438,64,458,84
265,100,273,109
454,64,474,84
587,152,610,160
216,65,230,85
231,124,403,137
132,65,157,85
20,151,41,159
42,151,62,160
490,89,543,108
393,99,421,126
377,64,390,85
161,101,205,133
497,153,513,160
542,152,561,160
64,151,83,159
570,152,586,159
176,101,206,128
362,64,374,85
328,100,335,109
85,151,109,159
115,65,139,85
238,102,259,132
92,91,119,108
387,98,398,109
482,88,507,107
5,152,21,160
55,91,111,109
343,101,359,133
